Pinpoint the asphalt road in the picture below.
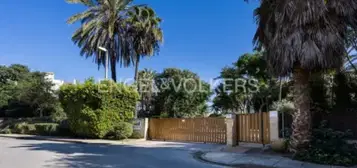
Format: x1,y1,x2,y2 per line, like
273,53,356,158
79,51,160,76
0,137,224,168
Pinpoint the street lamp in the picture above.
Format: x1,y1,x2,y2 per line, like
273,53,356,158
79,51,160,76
98,46,109,80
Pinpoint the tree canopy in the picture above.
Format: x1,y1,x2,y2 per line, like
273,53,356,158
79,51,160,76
0,64,59,118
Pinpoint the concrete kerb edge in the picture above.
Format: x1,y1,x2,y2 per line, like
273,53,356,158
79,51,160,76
194,151,290,168
193,151,237,167
0,134,113,145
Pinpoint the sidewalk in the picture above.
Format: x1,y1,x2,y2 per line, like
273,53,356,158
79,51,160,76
197,151,351,168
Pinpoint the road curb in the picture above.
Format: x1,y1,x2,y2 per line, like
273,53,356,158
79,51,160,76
0,134,114,145
193,151,237,167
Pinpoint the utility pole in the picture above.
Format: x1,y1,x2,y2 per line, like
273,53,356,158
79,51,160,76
98,46,109,79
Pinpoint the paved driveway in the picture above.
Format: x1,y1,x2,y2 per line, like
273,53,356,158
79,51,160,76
0,137,224,168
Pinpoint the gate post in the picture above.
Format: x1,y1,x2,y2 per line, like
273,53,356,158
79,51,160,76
269,111,279,142
226,114,238,146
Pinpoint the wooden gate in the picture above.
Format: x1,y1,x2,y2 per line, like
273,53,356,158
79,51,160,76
237,113,270,144
148,118,226,144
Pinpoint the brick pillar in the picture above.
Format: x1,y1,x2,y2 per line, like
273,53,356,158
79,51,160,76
226,114,238,146
269,111,279,142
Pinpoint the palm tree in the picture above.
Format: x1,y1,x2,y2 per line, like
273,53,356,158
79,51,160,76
253,0,357,152
66,0,136,82
126,6,163,81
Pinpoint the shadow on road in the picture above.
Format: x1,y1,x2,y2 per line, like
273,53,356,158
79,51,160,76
9,138,221,168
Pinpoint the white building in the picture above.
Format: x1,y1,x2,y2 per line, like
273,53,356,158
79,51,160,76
44,72,65,90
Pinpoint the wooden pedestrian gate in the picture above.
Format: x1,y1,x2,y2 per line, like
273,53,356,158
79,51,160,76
148,118,226,144
237,113,270,144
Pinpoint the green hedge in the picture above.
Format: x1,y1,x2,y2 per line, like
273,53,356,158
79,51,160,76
33,123,59,136
107,122,133,140
59,79,139,138
8,122,59,136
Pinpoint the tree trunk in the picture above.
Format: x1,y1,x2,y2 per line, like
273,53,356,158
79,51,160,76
110,56,117,82
134,56,140,82
290,67,312,153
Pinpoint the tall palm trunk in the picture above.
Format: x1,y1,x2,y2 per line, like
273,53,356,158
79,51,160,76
290,67,312,152
110,55,117,82
134,55,140,82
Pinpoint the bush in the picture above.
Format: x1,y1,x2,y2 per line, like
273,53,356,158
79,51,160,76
33,123,59,136
107,122,133,140
0,128,11,134
130,131,144,139
59,79,139,138
14,122,30,134
294,121,357,166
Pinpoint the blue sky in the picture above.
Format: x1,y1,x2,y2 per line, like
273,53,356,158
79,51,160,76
0,0,258,82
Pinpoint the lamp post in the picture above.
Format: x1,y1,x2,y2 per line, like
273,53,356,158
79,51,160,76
98,46,109,79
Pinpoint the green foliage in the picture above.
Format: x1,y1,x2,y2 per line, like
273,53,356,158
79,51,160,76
0,64,58,118
137,69,157,117
14,122,31,134
33,123,59,136
66,1,162,82
272,99,294,114
107,122,133,140
294,122,357,166
0,128,11,134
130,131,144,139
208,113,224,117
213,52,286,114
59,79,139,138
153,68,212,118
10,121,58,136
50,104,67,123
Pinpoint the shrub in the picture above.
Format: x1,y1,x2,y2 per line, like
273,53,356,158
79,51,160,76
14,122,29,134
0,128,11,134
130,131,144,139
33,123,59,136
68,107,121,138
107,122,133,140
59,79,139,138
294,121,357,166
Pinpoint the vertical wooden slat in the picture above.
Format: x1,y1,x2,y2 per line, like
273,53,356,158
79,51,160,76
239,115,243,141
255,113,258,142
250,114,253,142
255,113,260,143
245,115,249,142
147,117,227,144
239,114,244,141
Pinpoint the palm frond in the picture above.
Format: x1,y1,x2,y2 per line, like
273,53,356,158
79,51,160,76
66,0,95,7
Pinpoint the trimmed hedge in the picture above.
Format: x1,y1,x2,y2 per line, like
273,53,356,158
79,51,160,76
5,121,59,136
33,123,59,136
59,79,139,138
